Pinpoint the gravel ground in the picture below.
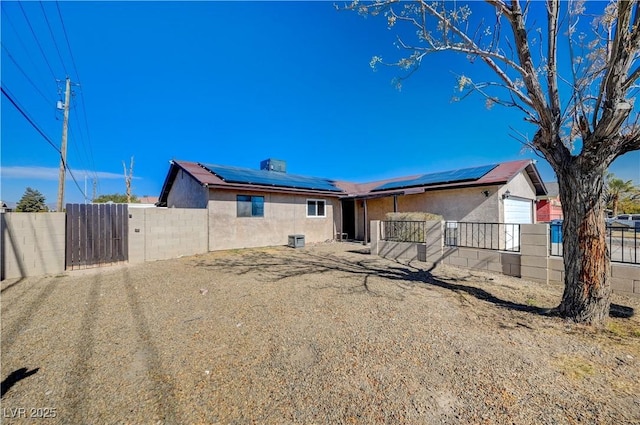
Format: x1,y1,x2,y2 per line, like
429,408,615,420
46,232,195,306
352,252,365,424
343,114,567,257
2,241,639,424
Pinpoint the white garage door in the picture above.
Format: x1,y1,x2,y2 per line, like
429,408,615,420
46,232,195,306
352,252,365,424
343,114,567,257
504,198,532,251
504,198,533,224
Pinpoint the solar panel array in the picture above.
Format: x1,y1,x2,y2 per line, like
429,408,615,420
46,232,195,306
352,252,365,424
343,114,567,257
202,163,344,193
372,164,498,192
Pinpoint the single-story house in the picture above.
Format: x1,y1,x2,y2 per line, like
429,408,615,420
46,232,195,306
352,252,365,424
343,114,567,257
536,182,563,222
158,158,546,250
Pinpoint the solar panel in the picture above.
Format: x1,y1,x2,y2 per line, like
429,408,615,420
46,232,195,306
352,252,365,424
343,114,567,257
202,163,344,193
373,164,498,192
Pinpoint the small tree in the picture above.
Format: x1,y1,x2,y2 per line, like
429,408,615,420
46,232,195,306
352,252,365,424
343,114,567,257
345,1,640,325
605,173,637,216
15,187,48,212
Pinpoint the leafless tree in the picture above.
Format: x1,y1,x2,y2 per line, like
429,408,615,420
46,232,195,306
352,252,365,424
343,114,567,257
345,0,640,325
123,156,134,204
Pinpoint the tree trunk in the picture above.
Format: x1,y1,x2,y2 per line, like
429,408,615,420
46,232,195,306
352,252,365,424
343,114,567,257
556,165,611,326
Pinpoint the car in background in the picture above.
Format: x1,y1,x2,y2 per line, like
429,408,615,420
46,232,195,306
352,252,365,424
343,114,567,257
607,214,640,229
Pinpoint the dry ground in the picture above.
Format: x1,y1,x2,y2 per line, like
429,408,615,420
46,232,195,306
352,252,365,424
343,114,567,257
1,242,639,424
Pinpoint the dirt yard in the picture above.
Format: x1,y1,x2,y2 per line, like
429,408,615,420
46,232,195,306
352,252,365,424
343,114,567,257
1,242,639,424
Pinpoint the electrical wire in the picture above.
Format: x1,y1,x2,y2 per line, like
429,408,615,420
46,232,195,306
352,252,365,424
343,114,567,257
39,1,68,77
55,1,100,190
1,43,51,106
1,2,53,93
70,97,94,179
1,85,59,153
2,85,88,201
55,1,79,82
18,1,57,80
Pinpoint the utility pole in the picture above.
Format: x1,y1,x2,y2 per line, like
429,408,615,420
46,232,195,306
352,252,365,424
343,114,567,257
56,77,71,212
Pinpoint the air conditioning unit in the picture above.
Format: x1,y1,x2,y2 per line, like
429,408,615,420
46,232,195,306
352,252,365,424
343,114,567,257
260,158,286,173
288,234,305,248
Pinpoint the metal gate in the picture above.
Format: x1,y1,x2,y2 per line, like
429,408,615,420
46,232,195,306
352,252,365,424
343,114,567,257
66,203,128,269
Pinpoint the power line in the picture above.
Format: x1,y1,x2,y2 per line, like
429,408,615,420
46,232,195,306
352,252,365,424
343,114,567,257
1,42,51,106
1,85,59,153
39,1,68,77
1,85,87,201
18,1,57,80
1,2,53,93
55,1,100,189
55,1,80,81
70,97,94,177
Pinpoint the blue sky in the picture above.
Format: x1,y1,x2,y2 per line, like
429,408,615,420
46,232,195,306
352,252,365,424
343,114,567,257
2,1,639,207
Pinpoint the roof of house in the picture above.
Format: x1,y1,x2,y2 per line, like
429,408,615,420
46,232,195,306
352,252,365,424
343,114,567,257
538,182,559,199
158,159,547,206
138,196,159,204
335,160,546,198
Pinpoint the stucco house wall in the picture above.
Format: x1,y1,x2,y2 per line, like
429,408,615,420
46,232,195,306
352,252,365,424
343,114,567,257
166,168,208,208
498,172,537,222
536,199,563,222
353,168,539,240
207,190,339,251
398,185,503,222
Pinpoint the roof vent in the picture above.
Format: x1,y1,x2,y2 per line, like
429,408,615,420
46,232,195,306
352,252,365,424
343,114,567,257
260,158,286,173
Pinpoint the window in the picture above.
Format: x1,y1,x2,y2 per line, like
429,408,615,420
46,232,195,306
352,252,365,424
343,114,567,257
237,195,264,217
307,199,326,217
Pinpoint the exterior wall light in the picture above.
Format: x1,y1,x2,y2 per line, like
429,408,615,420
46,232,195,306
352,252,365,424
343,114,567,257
503,190,511,199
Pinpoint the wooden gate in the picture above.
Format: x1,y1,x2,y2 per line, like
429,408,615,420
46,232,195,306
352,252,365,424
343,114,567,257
66,203,128,269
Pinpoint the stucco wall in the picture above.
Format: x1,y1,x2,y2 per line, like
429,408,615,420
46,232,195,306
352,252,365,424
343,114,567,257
536,198,563,222
400,185,502,222
1,212,66,280
359,185,503,240
499,172,537,222
208,190,339,251
166,168,208,208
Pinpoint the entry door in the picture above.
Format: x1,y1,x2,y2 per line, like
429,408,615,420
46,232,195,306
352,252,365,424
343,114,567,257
341,199,355,240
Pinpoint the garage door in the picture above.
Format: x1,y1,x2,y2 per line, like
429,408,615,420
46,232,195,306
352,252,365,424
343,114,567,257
504,198,532,251
504,198,533,224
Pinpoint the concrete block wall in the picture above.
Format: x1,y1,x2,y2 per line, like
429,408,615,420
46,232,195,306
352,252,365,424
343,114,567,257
374,220,639,297
519,224,549,283
1,212,66,279
128,208,208,263
440,246,521,278
549,254,640,296
371,220,442,264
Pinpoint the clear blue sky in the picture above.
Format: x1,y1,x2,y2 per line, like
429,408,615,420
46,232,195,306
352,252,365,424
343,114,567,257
2,1,639,207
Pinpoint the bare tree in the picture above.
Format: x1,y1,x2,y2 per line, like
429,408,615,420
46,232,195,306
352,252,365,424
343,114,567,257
123,156,134,204
345,0,640,325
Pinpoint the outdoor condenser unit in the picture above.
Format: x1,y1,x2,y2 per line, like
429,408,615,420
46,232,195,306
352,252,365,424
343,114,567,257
288,234,305,248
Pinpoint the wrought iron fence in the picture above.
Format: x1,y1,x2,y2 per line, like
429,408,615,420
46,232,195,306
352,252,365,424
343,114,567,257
550,222,639,264
444,222,521,252
381,221,426,243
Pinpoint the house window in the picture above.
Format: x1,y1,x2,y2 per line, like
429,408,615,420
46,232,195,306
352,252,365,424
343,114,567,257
307,199,326,217
237,195,264,217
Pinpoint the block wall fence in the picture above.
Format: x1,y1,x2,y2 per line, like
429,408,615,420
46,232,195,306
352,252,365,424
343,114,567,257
371,221,640,297
1,209,209,280
2,212,638,298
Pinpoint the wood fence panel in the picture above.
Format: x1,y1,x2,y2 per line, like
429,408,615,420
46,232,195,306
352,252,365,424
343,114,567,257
65,204,128,269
